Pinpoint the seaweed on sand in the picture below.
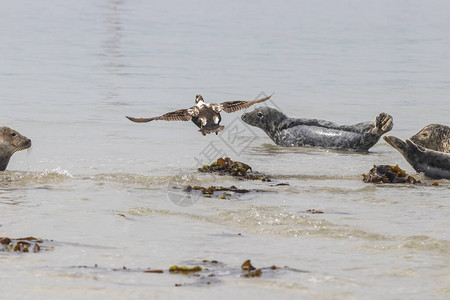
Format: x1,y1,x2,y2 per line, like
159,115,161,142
169,265,203,274
0,236,47,253
184,184,262,199
72,259,307,287
363,165,420,184
198,157,271,181
241,259,262,277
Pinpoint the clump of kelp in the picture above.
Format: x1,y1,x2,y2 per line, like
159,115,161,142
169,259,307,286
306,209,324,214
169,265,203,274
241,259,262,277
363,165,420,184
184,185,261,199
198,157,271,182
0,236,49,253
72,259,307,287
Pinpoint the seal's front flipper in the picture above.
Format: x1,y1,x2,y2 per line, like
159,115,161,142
372,113,393,135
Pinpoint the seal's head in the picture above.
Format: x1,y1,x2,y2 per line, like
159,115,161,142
384,135,450,179
410,124,450,153
0,126,31,171
384,135,423,170
241,107,287,136
384,135,408,154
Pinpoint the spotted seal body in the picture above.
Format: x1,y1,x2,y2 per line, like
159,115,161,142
409,124,450,153
0,126,31,171
241,107,393,151
384,136,450,179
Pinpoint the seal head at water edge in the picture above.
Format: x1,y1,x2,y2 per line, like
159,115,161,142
409,124,450,153
0,126,32,171
241,107,393,151
384,135,450,179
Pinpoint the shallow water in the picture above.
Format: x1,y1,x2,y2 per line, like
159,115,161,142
1,0,449,299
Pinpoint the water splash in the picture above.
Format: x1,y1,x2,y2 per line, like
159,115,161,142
0,168,72,187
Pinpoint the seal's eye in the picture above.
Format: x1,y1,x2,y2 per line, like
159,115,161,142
11,133,16,137
257,112,264,118
422,133,428,137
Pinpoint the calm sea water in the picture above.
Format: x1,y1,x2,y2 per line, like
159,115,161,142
1,1,449,299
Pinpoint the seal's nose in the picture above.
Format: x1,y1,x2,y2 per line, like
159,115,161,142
26,139,31,147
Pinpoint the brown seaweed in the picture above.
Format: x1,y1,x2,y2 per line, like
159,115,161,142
143,269,164,273
202,259,219,264
241,259,256,271
0,237,11,245
198,157,271,181
71,259,307,287
184,184,262,199
242,269,262,277
0,236,46,253
241,259,262,277
169,265,202,274
363,165,420,184
306,209,324,214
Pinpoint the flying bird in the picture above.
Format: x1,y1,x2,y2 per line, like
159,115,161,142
126,93,274,135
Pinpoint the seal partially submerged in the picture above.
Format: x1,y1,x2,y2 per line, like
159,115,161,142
409,124,450,153
0,126,31,171
127,93,274,136
241,107,393,151
384,135,450,179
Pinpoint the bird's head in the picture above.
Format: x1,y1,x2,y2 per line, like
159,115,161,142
195,94,204,104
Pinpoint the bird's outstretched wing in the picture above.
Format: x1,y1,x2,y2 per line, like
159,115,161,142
216,93,274,113
126,106,199,123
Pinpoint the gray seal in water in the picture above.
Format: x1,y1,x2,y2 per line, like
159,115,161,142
384,135,450,179
241,107,393,151
0,126,31,171
409,124,450,153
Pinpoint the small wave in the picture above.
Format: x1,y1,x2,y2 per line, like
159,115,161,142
212,206,388,240
89,172,218,188
127,206,450,256
127,206,388,241
88,171,262,188
0,169,72,187
273,174,362,181
89,173,173,187
401,235,450,253
362,235,450,255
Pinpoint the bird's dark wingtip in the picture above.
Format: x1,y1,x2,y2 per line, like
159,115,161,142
263,92,275,101
126,116,144,123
